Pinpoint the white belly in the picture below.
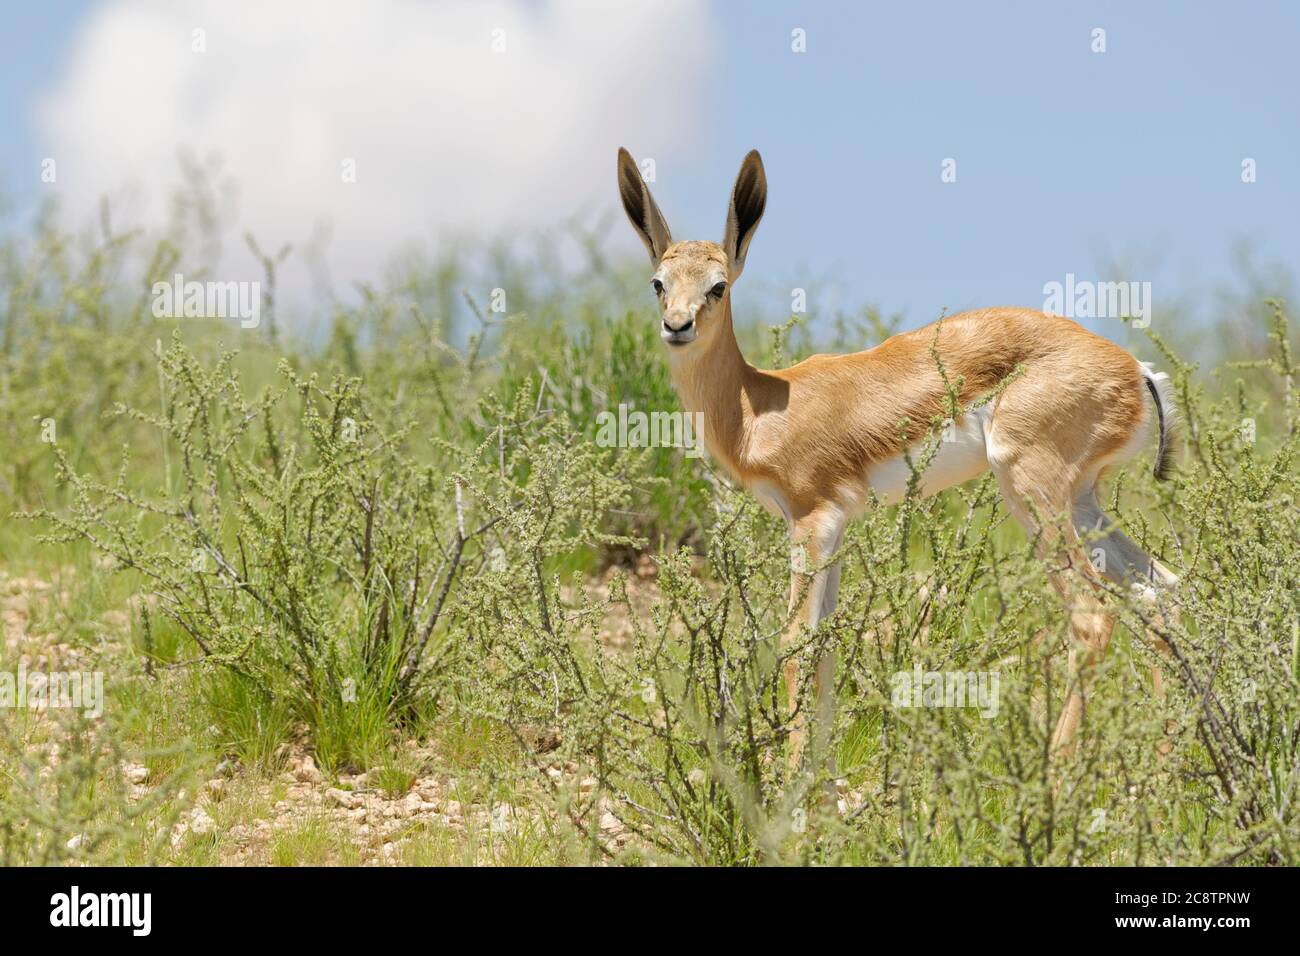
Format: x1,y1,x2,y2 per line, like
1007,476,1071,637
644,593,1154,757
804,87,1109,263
864,406,992,505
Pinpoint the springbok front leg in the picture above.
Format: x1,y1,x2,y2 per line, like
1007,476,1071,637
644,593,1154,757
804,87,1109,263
783,506,846,783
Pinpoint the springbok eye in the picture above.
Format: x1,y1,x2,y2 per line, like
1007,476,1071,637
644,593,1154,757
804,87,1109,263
709,281,727,298
651,278,664,295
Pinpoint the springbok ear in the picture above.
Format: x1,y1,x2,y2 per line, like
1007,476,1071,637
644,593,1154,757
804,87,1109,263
722,150,767,281
617,148,673,265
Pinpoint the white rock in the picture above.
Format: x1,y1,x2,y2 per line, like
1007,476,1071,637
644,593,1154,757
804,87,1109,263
293,754,324,784
325,788,359,809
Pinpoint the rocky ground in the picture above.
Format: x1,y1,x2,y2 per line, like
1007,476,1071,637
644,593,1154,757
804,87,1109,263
145,743,635,865
2,567,647,866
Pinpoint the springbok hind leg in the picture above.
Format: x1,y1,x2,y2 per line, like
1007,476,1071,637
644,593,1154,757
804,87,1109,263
1071,485,1180,752
1044,558,1116,759
990,462,1116,760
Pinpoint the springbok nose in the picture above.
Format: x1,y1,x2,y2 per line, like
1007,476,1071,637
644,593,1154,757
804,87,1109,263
663,311,695,333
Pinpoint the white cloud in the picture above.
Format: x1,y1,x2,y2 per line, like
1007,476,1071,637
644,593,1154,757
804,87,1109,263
35,0,714,307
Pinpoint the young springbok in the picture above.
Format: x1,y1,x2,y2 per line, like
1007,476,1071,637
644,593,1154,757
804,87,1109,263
616,147,1180,771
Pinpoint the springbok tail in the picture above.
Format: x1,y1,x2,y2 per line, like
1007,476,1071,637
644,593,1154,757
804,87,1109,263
1140,362,1180,482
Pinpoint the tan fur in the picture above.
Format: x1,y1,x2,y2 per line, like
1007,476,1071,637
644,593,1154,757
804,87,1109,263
617,148,1178,781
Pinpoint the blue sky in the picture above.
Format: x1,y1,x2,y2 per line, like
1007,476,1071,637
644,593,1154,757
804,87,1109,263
0,1,94,193
1,1,1296,336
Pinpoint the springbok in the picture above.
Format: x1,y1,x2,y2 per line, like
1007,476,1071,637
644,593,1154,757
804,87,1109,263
616,147,1180,772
